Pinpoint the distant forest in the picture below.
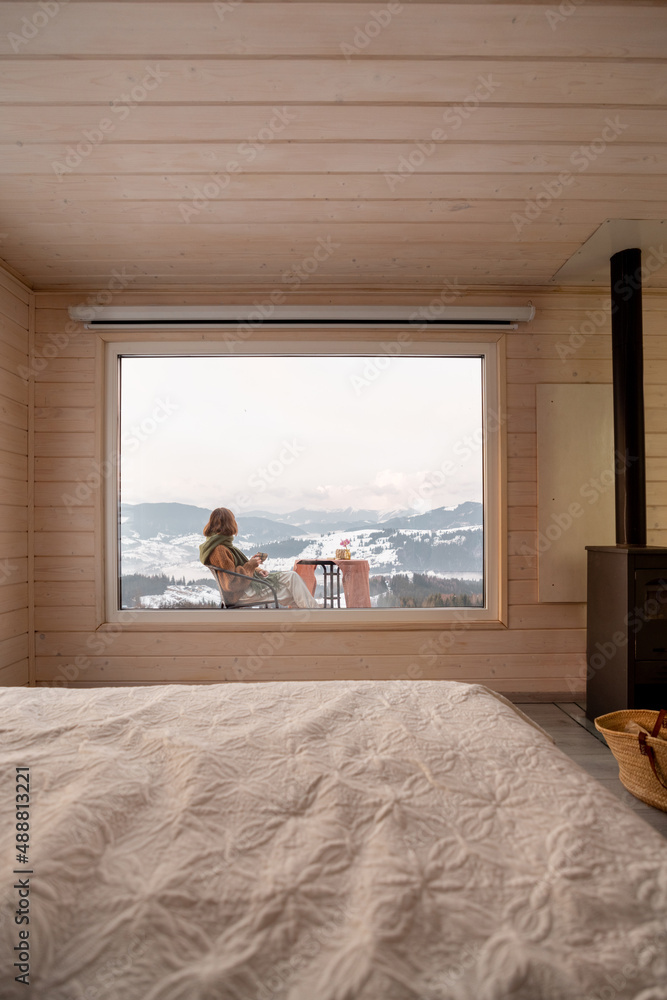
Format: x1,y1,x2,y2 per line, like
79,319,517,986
121,571,483,609
370,573,483,608
121,573,214,608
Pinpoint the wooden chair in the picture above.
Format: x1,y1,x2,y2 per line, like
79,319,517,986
207,565,282,609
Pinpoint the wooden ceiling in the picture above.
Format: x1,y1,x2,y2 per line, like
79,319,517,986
0,1,666,290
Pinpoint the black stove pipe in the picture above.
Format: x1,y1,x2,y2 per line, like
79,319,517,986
610,247,646,547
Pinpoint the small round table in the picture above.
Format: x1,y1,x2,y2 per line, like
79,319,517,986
294,559,372,608
294,559,341,608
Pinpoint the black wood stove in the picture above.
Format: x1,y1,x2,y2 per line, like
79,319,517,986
586,248,667,720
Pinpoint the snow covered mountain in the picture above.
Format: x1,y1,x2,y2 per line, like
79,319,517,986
240,506,415,532
120,501,483,582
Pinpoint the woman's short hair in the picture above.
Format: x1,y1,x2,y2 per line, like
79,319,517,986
203,507,238,536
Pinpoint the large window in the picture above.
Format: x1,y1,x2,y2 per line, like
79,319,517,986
105,339,504,624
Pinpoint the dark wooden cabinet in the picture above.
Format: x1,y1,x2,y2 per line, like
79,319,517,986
586,546,667,721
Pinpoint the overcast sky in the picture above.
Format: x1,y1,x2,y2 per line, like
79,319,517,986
120,354,483,516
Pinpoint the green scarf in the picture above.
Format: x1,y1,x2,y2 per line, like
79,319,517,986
199,533,281,596
200,533,249,567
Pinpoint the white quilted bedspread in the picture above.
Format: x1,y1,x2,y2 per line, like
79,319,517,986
1,680,666,1000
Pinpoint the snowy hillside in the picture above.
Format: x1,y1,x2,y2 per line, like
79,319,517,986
120,501,483,608
140,583,220,610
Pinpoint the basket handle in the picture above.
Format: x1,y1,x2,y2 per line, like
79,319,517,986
650,709,667,738
638,732,667,790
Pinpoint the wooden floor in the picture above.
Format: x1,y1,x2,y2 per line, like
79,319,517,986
517,703,667,838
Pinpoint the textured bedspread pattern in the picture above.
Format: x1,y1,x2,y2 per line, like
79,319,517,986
1,680,666,1000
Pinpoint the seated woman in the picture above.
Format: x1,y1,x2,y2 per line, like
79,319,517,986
200,507,319,609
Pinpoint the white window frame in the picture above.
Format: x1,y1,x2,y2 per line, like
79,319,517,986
104,336,506,627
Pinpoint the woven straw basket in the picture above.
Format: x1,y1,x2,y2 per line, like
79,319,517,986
595,709,667,812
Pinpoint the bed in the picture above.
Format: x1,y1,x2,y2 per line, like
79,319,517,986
1,679,666,1000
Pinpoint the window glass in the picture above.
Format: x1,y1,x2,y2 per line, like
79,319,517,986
118,353,484,611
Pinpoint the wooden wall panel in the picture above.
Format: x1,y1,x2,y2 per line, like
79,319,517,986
3,60,664,107
536,384,615,603
1,5,665,60
31,284,667,698
0,265,31,685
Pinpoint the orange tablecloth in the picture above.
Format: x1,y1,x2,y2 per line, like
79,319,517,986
294,559,371,608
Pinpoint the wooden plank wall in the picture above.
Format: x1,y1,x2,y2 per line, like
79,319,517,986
32,286,667,697
0,265,31,685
